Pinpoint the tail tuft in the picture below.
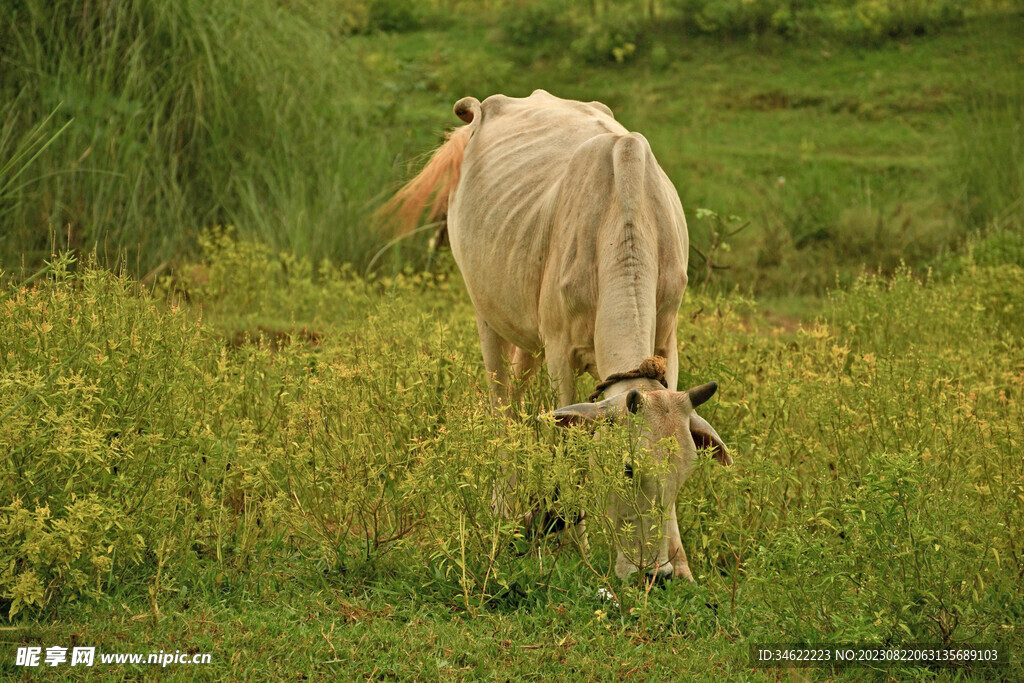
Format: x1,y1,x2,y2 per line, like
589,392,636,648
378,124,472,236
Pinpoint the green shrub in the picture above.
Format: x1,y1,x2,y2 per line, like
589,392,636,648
0,255,245,614
0,498,144,618
570,6,645,64
970,226,1024,268
501,0,572,47
674,0,778,35
369,0,422,32
497,0,974,46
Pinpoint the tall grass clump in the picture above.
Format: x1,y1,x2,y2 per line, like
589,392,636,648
951,75,1024,267
0,0,403,275
0,107,73,217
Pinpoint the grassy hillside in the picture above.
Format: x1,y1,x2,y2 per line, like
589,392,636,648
2,2,1022,293
386,12,1024,293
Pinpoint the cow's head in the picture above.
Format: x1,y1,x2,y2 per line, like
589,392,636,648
549,382,729,582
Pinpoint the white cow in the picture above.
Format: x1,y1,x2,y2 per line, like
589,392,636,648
386,90,730,582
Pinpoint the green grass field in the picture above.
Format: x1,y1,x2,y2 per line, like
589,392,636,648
3,1,1024,679
2,246,1022,679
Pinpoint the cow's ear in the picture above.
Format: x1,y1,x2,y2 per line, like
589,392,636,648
587,100,614,118
626,389,644,415
547,402,600,428
690,413,731,466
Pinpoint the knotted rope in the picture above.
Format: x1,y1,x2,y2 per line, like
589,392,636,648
588,356,668,402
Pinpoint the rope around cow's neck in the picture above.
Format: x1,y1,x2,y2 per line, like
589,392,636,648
588,356,668,402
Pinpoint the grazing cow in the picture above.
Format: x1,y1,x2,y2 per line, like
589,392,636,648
385,90,730,582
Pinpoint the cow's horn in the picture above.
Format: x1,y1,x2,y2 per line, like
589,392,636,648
686,381,718,409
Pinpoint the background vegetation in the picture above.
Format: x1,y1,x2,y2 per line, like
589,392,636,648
2,0,1022,293
2,0,1023,678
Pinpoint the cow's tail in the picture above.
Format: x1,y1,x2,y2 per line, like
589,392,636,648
594,133,659,376
610,133,648,237
378,96,481,235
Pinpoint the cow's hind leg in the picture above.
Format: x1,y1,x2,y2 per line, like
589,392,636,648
475,315,514,409
509,346,540,408
545,344,577,408
476,315,523,520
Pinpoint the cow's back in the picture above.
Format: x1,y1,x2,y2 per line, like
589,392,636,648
448,90,686,373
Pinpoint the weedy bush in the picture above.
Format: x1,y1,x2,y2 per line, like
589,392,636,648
968,224,1024,269
686,267,1024,646
166,226,377,325
1,253,246,615
765,0,966,43
2,245,1022,667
